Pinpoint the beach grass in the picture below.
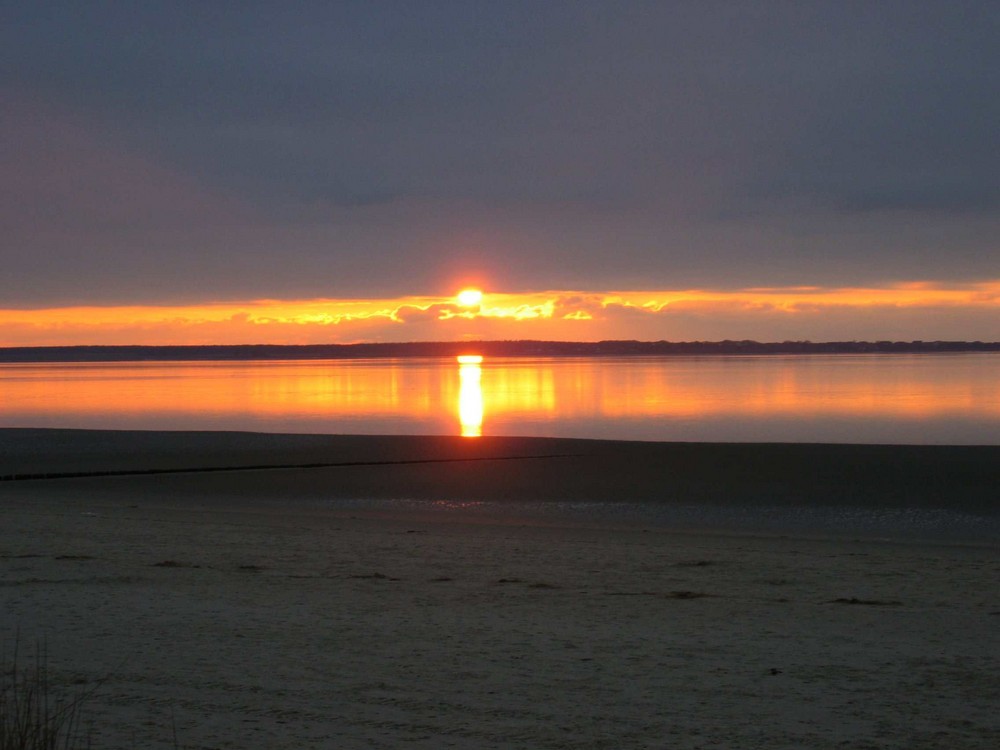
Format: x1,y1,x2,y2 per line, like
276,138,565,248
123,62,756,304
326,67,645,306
1,641,87,750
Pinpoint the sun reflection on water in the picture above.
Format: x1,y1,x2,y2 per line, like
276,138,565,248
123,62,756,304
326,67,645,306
1,354,996,443
457,355,484,437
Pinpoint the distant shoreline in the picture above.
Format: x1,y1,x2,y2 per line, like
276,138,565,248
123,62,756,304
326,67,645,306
2,339,998,362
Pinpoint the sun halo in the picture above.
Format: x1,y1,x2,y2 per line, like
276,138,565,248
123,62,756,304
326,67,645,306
456,288,483,307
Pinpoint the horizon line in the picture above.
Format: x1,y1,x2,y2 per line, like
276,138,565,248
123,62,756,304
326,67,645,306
2,339,997,364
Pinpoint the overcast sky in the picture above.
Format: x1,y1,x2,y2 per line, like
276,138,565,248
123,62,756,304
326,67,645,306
2,1,997,308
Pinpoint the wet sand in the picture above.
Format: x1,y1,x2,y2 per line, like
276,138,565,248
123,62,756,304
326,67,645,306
2,429,998,748
2,428,998,509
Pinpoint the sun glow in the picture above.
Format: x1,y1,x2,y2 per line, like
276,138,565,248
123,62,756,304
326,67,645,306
0,280,997,346
456,288,483,307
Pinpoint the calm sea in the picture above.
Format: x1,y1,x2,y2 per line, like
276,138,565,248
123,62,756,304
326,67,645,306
1,353,997,445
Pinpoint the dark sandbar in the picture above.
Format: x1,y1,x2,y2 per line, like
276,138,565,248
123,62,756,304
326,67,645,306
1,428,996,512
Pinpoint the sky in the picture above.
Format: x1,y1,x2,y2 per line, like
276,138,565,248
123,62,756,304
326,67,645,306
2,1,998,344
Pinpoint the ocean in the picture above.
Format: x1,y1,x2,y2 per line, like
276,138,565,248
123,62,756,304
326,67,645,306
1,352,998,444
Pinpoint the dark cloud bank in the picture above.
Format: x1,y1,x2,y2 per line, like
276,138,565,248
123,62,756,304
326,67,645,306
2,1,997,305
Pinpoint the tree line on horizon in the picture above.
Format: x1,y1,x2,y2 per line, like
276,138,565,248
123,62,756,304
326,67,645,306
1,339,998,362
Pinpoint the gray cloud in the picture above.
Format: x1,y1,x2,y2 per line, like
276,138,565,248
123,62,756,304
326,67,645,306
2,1,997,306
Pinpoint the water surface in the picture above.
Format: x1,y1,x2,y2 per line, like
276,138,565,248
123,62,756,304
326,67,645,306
1,354,997,444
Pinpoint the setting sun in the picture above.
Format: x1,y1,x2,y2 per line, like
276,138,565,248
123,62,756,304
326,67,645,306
456,289,483,307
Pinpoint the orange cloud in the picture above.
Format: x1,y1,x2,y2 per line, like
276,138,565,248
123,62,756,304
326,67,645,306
1,281,998,347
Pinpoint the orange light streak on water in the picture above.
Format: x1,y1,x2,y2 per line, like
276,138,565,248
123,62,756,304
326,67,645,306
457,357,484,437
0,355,997,441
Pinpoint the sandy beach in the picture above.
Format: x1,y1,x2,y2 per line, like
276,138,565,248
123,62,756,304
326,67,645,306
2,429,998,748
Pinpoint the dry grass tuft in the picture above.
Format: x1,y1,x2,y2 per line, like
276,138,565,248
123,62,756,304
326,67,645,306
1,640,87,750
